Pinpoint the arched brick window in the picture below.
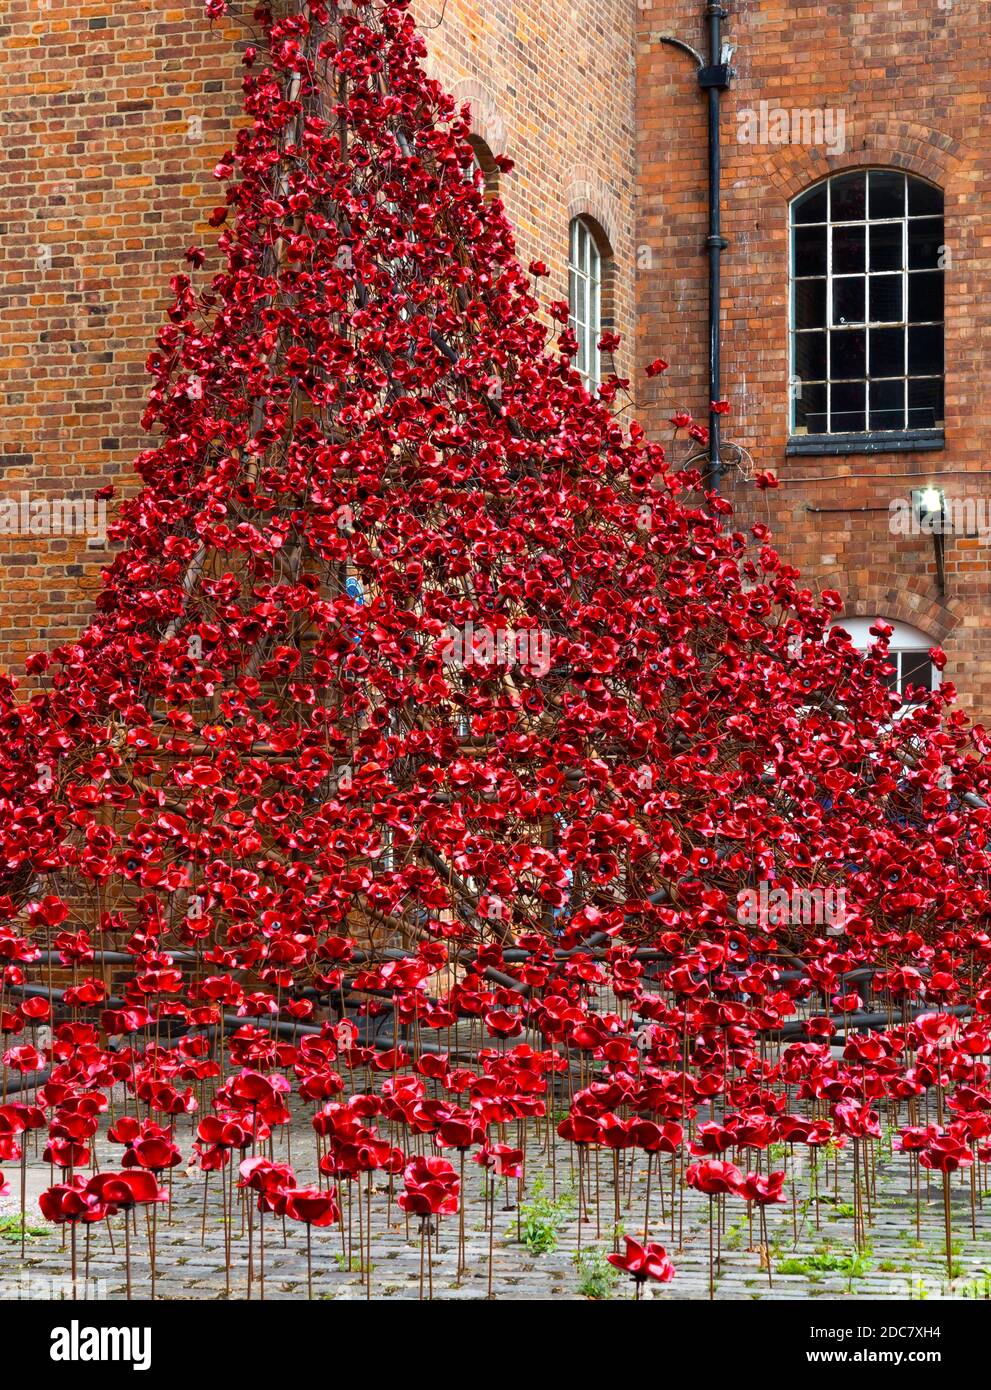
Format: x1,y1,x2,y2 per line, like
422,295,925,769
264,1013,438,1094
568,216,613,389
832,617,939,704
790,171,944,442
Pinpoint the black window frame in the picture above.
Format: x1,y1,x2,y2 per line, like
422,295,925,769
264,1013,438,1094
788,170,945,456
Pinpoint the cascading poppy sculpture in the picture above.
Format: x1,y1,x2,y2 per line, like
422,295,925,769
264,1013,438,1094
2,0,991,1302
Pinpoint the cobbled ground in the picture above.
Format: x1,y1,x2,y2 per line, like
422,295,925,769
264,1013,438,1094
3,1107,991,1301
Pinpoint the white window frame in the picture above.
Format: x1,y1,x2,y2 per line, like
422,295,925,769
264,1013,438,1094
568,218,602,389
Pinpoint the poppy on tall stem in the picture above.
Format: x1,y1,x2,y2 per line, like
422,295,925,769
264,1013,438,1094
687,1160,743,1300
630,1119,682,1240
84,1171,168,1301
39,1179,106,1299
238,1156,296,1300
436,1114,485,1280
918,1133,973,1282
398,1155,459,1300
739,1170,786,1287
273,1186,340,1300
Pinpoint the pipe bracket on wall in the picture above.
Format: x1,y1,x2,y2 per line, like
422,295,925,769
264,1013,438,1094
698,63,732,89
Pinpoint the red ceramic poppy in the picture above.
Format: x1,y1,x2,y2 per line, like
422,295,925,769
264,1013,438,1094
607,1235,676,1284
274,1185,340,1227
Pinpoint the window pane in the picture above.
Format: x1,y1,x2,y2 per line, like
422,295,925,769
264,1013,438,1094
794,331,827,380
830,327,865,379
908,179,943,216
794,278,827,330
575,326,587,376
869,326,905,376
588,241,601,285
793,381,827,434
571,272,586,329
869,275,903,322
572,222,586,273
908,324,943,375
908,376,944,428
869,170,905,219
832,224,865,273
908,219,944,270
830,381,866,433
869,221,903,271
869,378,905,431
908,271,943,322
899,651,933,699
793,225,827,277
793,183,828,224
830,172,866,221
833,277,864,325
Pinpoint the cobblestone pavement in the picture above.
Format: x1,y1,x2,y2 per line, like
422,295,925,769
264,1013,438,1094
3,1115,991,1301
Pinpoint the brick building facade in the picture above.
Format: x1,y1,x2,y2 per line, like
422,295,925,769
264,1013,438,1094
638,0,991,715
2,0,989,714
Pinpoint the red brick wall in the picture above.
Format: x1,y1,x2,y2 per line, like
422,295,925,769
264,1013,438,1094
0,0,247,671
0,0,636,679
416,0,636,363
637,0,991,713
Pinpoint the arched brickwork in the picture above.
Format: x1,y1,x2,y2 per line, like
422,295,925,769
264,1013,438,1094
564,171,622,262
764,118,967,200
447,78,508,157
838,580,961,647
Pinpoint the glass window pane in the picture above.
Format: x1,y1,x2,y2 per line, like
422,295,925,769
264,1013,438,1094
869,275,903,323
572,273,586,329
833,277,865,325
592,294,601,381
869,378,905,431
830,327,865,379
899,651,933,699
575,324,587,375
793,183,828,224
908,324,943,376
908,376,944,428
793,381,827,434
908,179,943,216
794,331,826,380
908,271,943,322
869,326,905,376
794,278,827,330
869,170,905,219
793,225,828,277
832,224,865,274
830,381,866,433
869,221,903,272
830,172,867,221
908,219,944,270
589,241,601,285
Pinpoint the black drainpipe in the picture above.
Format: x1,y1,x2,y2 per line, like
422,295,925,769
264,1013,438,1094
660,3,733,491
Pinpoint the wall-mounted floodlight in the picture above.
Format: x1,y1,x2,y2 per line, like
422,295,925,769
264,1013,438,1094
911,486,946,595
